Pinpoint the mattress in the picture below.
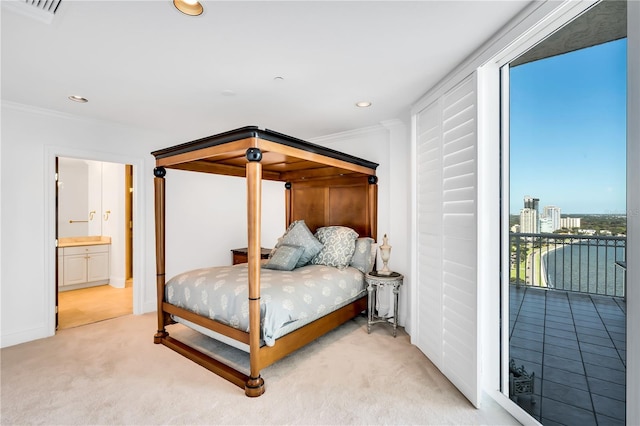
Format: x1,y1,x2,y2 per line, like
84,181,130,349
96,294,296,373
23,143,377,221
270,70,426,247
165,263,366,347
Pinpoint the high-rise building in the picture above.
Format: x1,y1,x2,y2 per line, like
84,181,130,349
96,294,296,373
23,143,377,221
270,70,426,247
543,205,561,231
520,208,538,233
540,215,554,233
521,196,540,233
524,196,539,212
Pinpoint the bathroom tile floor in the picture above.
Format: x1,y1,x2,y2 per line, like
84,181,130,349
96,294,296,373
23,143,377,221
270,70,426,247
509,286,626,425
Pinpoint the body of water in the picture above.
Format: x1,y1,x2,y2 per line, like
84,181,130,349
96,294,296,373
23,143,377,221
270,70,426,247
543,243,626,297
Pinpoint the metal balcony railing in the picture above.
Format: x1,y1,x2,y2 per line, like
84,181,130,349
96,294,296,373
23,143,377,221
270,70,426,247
510,232,626,297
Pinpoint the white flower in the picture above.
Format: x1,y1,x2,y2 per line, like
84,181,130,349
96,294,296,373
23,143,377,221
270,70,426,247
201,290,208,305
338,279,347,289
220,294,228,311
167,286,174,300
184,287,191,302
194,277,206,287
282,299,294,311
322,286,331,297
214,280,226,290
230,315,240,328
283,285,295,294
317,304,326,314
303,294,312,304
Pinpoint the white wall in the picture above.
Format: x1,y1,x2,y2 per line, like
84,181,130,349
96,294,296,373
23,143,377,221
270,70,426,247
101,161,126,288
87,160,103,236
1,101,410,347
0,102,165,347
163,170,284,279
57,158,89,237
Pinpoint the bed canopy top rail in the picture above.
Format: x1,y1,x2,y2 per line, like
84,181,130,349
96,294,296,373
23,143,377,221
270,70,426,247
151,126,378,182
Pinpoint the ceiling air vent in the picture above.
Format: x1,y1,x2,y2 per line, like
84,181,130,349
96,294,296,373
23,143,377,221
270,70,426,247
2,0,62,24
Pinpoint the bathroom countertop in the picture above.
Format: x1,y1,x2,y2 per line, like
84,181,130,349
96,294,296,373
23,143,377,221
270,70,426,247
58,236,111,247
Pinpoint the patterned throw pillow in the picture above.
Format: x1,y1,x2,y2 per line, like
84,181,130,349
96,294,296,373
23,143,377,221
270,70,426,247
349,237,375,273
277,220,324,268
263,244,305,271
311,226,359,269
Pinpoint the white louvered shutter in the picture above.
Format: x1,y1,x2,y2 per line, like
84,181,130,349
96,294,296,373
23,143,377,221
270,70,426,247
414,74,479,407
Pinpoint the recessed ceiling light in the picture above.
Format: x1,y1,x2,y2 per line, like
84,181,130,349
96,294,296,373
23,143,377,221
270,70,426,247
173,0,203,16
356,101,372,108
68,95,88,103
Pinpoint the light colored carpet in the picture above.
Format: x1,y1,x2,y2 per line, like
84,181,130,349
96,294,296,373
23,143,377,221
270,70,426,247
1,313,519,425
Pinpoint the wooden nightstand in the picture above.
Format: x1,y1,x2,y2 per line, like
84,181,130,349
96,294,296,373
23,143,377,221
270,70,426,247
365,271,404,337
231,247,271,265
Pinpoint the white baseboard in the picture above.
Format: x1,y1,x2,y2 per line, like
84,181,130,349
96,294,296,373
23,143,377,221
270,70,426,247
109,277,125,289
0,324,52,349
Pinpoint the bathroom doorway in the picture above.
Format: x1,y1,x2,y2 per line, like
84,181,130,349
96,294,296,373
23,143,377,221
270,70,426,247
55,157,134,329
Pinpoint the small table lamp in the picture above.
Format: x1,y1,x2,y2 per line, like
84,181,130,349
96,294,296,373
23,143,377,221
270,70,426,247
378,234,392,275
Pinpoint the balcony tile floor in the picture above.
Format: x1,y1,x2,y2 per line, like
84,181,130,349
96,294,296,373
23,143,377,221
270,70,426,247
509,286,626,425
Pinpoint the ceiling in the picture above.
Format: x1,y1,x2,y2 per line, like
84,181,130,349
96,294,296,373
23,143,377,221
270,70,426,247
1,1,532,141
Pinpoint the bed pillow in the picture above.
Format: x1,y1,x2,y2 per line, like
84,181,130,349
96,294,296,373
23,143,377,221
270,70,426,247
349,237,376,274
276,220,324,268
311,226,359,269
263,244,305,271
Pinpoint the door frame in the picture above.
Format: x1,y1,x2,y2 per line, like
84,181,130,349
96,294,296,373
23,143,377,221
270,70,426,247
125,164,133,281
44,146,145,336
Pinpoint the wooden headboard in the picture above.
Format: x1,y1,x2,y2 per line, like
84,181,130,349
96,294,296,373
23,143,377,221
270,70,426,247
286,176,377,239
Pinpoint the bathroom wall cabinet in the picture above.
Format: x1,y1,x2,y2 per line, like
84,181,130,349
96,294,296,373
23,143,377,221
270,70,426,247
58,244,110,290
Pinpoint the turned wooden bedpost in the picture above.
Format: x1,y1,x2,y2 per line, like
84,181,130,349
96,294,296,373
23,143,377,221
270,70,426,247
368,175,378,240
284,182,292,228
245,148,265,397
153,167,169,343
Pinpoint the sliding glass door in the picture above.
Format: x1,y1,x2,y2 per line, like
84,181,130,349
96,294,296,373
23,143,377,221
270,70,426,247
502,4,627,422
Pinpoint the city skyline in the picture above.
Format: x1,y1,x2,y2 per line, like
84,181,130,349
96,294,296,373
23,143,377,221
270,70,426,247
509,38,627,215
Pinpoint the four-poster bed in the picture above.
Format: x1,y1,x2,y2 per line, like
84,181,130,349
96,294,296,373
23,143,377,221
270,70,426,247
151,126,378,396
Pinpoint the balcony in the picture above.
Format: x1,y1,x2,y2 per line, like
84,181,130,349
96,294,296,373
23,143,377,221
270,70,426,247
510,232,626,297
509,233,626,424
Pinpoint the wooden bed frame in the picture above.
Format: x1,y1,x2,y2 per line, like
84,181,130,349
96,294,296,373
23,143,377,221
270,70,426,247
151,126,378,396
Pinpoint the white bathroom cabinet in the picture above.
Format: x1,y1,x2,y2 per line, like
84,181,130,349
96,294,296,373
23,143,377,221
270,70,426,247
58,244,110,290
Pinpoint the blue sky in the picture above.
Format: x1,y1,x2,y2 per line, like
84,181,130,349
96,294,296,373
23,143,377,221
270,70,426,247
509,38,627,215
